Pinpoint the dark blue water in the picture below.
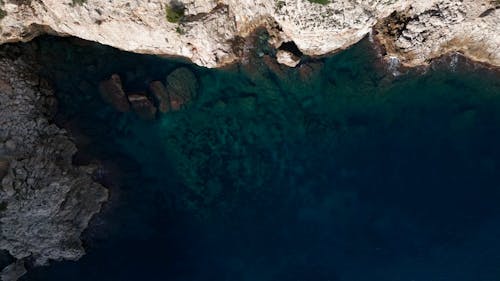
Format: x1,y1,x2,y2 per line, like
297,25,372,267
21,37,500,281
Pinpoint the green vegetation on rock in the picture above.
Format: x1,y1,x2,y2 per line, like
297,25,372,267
166,2,185,23
0,0,6,20
176,26,185,35
307,0,329,4
71,0,86,6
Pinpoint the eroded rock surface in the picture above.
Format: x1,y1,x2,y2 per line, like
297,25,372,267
0,0,497,68
0,50,108,277
374,1,500,67
276,50,301,67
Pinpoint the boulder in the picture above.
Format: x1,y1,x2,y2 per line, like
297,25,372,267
98,74,130,112
128,93,157,120
276,50,301,67
165,68,198,111
149,81,170,113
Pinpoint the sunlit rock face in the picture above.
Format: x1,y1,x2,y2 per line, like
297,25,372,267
0,0,498,68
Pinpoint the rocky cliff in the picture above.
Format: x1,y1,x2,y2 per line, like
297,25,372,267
0,47,108,281
0,0,498,68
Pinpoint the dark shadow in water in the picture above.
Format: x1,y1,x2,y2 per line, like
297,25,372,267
17,36,500,281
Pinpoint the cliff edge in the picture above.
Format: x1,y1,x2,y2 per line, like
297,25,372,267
0,0,498,68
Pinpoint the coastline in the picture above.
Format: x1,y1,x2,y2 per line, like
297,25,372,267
0,42,108,281
16,33,500,281
0,0,498,69
0,3,499,277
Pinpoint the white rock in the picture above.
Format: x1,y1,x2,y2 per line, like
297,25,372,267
0,0,497,68
276,49,300,67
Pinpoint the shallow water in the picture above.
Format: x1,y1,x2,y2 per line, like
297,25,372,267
20,37,500,281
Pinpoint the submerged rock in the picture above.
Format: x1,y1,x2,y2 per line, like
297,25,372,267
166,68,198,111
98,74,130,112
149,81,170,113
263,55,286,78
298,61,323,81
128,93,157,120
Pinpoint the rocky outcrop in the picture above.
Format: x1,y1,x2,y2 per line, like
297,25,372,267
0,52,108,277
98,68,198,117
0,0,497,68
374,1,500,67
276,50,300,68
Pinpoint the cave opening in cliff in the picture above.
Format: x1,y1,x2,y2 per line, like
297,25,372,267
278,41,304,57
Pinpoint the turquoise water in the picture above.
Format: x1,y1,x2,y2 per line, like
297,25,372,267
21,36,500,281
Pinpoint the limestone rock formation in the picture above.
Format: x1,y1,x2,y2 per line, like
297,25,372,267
276,50,300,67
0,52,108,278
0,0,497,68
373,1,500,67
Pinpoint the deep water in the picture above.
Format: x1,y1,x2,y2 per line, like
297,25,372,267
19,36,500,281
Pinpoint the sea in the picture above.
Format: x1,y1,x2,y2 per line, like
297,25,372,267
19,35,500,281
